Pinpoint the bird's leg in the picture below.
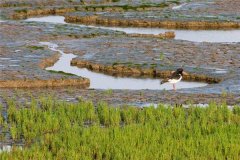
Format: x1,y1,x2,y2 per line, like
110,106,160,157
173,84,176,91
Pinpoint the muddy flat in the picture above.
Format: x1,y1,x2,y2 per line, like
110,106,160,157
0,0,240,106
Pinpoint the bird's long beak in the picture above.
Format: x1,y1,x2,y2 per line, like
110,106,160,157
182,71,189,76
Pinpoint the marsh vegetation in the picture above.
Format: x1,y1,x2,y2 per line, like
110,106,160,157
0,97,239,159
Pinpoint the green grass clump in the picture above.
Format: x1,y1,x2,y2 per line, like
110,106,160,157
0,105,3,126
0,97,240,159
47,70,75,76
27,46,44,50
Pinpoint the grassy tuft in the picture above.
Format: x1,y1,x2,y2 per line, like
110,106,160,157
27,46,44,50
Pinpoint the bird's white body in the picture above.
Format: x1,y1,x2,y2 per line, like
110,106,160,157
168,74,182,84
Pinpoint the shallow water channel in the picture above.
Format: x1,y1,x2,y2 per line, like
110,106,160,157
41,42,207,90
26,16,240,43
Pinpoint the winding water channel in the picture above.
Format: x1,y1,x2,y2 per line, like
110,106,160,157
26,16,240,43
41,42,207,90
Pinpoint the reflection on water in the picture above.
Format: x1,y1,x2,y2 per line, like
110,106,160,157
25,16,67,24
135,103,234,110
172,3,187,10
41,42,207,90
0,145,22,153
26,16,240,43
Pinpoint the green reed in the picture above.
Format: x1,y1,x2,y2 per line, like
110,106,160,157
0,97,239,159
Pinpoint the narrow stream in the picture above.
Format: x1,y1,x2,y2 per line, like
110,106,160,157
172,3,187,10
26,16,240,43
41,42,207,90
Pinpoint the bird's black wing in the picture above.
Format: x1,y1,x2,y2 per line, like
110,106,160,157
161,71,179,84
169,71,181,80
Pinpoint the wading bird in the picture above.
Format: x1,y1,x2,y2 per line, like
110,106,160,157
160,68,188,91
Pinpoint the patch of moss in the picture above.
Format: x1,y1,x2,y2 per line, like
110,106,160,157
140,2,169,8
15,9,28,13
134,63,142,67
87,2,169,12
48,70,75,76
112,62,119,66
169,0,181,5
150,63,157,66
27,46,44,50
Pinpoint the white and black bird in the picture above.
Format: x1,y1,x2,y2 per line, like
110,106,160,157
160,68,188,90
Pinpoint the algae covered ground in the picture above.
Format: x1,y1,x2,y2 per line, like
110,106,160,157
0,97,240,159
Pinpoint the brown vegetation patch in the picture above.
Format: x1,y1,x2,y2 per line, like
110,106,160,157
11,7,75,19
127,31,175,39
65,15,240,29
0,78,90,88
71,59,221,84
39,53,60,69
